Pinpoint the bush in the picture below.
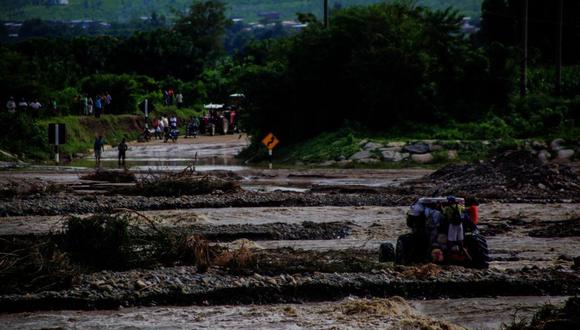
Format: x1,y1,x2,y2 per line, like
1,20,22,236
61,213,220,271
0,237,79,294
63,215,132,270
508,95,568,137
0,112,49,159
80,74,139,114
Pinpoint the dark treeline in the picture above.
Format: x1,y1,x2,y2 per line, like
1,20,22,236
236,1,580,144
0,0,579,158
0,1,231,115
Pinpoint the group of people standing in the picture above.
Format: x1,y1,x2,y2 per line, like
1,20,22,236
80,93,112,118
163,89,184,109
150,114,178,140
5,96,57,115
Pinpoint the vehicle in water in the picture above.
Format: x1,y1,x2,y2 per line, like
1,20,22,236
379,196,490,269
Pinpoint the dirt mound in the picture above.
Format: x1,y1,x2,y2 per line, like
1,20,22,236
427,151,580,199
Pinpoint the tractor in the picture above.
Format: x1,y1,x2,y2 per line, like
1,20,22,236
379,197,490,269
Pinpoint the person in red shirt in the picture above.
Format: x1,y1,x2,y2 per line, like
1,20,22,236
465,197,479,225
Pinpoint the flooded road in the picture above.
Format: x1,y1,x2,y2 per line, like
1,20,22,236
1,134,579,329
0,296,567,329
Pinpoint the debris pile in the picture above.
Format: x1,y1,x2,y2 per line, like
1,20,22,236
427,151,580,199
122,172,242,196
80,169,136,183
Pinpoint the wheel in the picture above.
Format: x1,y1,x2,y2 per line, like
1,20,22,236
395,233,421,265
379,242,395,262
464,233,490,269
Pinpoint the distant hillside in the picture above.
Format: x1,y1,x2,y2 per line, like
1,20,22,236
1,0,482,22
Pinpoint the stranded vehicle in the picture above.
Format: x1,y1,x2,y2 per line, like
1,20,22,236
379,197,490,269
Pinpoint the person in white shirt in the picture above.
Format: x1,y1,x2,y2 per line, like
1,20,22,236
29,100,42,111
6,97,16,113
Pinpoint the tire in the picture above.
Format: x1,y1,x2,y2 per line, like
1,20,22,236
379,242,395,262
464,233,490,269
395,233,420,265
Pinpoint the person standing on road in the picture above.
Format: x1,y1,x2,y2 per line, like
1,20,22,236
169,114,177,129
94,135,105,167
158,116,165,140
161,115,169,138
118,138,128,167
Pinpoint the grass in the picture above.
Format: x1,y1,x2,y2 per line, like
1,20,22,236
274,128,490,166
36,114,143,159
261,115,578,167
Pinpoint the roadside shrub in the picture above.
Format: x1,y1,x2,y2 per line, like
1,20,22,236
0,237,79,294
470,115,513,139
0,112,49,160
63,215,132,270
61,213,221,271
508,94,568,137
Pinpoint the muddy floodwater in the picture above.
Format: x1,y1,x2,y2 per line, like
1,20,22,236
0,296,569,329
1,134,579,329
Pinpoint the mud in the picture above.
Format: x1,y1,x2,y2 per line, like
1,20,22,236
2,137,580,327
0,297,463,329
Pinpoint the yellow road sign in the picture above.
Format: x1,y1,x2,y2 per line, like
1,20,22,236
262,132,279,150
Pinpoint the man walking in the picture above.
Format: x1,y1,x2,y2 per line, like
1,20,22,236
118,138,128,167
94,135,105,167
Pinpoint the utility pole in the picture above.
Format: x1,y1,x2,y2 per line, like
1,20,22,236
555,0,563,97
323,0,329,28
520,0,528,97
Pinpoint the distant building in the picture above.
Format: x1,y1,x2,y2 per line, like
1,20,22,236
48,0,69,5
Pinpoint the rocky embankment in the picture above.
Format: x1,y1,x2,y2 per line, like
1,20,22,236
327,138,580,166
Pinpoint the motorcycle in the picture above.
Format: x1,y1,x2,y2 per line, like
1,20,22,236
164,125,179,143
138,126,156,142
185,122,199,138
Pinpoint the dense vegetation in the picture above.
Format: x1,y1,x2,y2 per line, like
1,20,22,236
235,1,580,146
1,0,483,22
0,0,578,161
